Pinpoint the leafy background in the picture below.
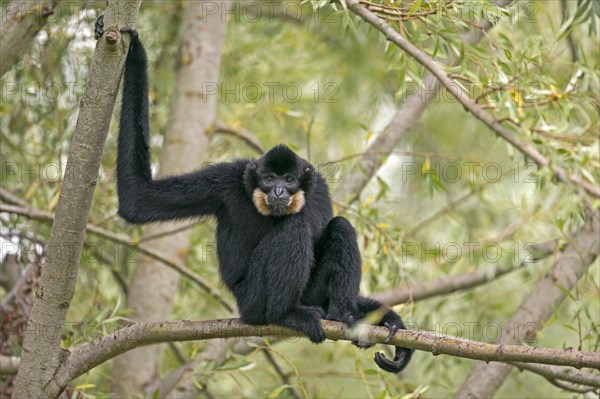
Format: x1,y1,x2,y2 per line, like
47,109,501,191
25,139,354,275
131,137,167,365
1,1,598,398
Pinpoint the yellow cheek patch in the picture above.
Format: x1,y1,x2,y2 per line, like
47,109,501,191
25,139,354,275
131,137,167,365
252,188,271,216
286,190,305,215
252,189,306,216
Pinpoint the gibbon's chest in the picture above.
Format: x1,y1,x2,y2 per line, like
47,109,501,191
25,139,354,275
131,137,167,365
216,194,277,248
215,193,319,252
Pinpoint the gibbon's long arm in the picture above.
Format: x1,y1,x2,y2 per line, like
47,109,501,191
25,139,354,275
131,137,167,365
116,29,228,223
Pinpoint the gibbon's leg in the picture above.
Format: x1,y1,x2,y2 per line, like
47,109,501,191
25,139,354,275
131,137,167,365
303,216,361,325
305,216,414,373
233,258,267,326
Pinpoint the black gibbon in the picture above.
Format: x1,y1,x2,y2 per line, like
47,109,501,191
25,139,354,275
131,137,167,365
96,18,413,373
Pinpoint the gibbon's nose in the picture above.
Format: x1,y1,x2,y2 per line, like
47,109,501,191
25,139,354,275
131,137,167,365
274,186,285,198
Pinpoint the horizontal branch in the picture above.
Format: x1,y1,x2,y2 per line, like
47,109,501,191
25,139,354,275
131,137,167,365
510,362,600,388
333,0,514,203
456,205,599,397
213,121,265,154
374,240,558,305
48,318,600,395
0,198,235,312
343,0,600,198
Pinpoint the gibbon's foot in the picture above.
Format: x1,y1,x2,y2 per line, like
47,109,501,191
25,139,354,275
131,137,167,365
94,15,138,40
297,306,326,343
305,320,326,343
326,307,357,327
374,321,414,373
383,321,400,343
348,315,374,349
351,318,401,350
94,15,104,40
351,339,374,349
374,346,413,373
383,321,402,344
120,27,138,39
303,305,326,319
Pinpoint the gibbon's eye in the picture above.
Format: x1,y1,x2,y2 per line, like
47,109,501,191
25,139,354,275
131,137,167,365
285,176,295,184
264,176,274,184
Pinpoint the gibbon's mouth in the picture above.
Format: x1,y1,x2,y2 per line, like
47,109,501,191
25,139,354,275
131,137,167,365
252,189,306,217
268,198,292,217
266,197,292,206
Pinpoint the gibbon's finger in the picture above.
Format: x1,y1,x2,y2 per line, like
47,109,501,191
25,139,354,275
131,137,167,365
383,321,400,344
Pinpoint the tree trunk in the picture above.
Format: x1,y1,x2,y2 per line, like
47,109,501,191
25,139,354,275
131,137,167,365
333,0,514,204
0,0,62,77
454,208,600,398
111,1,227,395
11,2,142,398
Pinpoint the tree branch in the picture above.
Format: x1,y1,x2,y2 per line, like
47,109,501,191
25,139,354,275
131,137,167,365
333,0,513,203
560,0,579,63
0,187,28,207
0,0,61,76
547,379,598,394
373,240,558,306
111,4,229,393
0,201,234,313
342,0,599,198
11,3,143,397
213,121,265,154
510,362,600,389
455,206,600,398
48,318,600,397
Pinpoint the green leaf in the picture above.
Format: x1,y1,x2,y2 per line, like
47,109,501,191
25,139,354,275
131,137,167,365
267,385,293,398
409,0,422,15
556,284,577,301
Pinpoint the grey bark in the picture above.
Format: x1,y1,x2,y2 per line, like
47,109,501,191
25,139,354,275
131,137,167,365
455,207,600,398
333,0,511,204
110,1,227,395
0,200,234,311
11,1,142,398
509,362,600,388
150,340,228,398
0,253,21,289
0,1,60,77
374,239,558,305
50,318,600,389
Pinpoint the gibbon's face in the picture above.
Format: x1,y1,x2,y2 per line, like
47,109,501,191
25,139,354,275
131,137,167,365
246,145,312,217
253,172,305,217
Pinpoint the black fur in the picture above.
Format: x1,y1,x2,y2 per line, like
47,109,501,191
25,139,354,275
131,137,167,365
111,23,413,373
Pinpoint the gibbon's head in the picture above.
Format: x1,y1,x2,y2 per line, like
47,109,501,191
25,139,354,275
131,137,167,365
244,145,313,217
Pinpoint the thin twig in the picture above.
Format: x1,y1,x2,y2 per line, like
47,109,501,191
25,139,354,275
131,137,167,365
343,0,599,198
374,239,558,306
510,361,600,389
260,349,303,399
0,202,235,312
213,121,265,154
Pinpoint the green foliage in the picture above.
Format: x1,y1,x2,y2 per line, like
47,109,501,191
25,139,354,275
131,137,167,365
1,1,599,398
